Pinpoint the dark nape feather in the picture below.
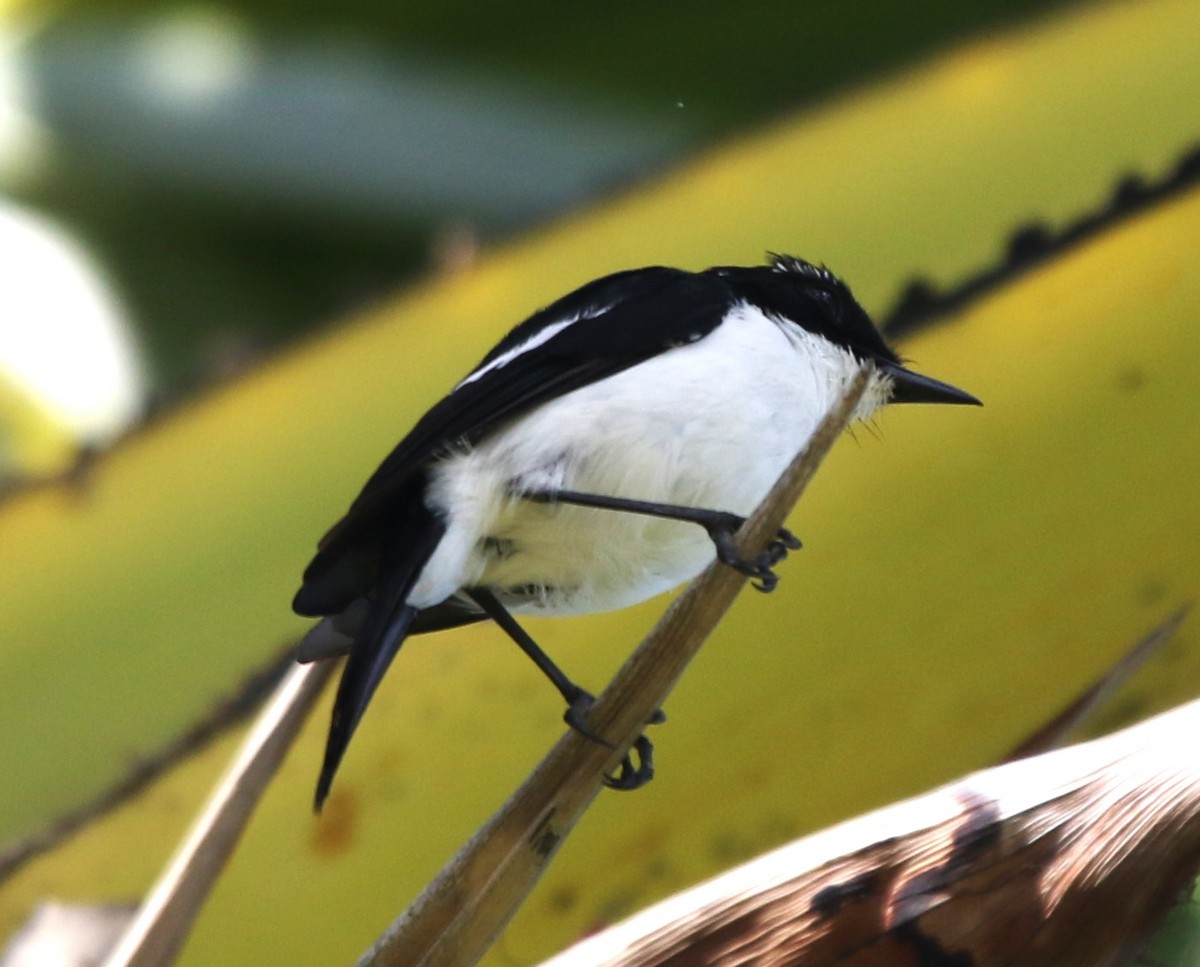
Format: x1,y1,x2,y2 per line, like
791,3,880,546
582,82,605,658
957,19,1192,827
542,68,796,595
314,602,416,809
704,257,901,367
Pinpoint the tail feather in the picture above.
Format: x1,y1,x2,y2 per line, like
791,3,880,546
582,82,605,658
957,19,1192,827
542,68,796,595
315,602,416,810
310,503,447,811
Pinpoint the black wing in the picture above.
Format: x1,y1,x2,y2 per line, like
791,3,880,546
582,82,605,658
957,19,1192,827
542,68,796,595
294,264,735,615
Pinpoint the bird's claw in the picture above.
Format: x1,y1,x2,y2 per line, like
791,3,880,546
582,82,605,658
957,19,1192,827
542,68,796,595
563,691,662,790
710,526,802,592
604,734,655,791
776,527,803,551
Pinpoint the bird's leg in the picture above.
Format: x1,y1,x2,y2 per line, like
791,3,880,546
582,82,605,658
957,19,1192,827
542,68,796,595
523,489,801,593
466,588,659,790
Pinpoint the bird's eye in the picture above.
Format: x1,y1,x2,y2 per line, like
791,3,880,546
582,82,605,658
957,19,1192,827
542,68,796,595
810,288,839,318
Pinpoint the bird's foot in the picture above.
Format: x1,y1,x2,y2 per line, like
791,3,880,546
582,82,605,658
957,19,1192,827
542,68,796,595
563,689,615,749
563,690,663,791
708,517,802,593
603,734,655,791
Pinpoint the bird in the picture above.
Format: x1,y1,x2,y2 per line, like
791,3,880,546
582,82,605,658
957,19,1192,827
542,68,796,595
293,253,980,809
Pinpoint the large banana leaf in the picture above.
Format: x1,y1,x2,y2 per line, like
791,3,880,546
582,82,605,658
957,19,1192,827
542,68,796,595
1,0,1199,962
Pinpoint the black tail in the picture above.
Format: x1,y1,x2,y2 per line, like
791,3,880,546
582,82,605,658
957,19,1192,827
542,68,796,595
313,509,446,811
315,602,416,809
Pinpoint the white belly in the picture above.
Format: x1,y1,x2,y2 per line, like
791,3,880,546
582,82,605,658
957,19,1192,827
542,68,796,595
410,304,886,615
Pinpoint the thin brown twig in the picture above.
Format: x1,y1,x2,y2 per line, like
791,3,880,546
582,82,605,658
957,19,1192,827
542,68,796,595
100,659,336,967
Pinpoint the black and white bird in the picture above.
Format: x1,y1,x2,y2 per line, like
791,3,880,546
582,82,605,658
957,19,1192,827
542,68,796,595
293,254,979,808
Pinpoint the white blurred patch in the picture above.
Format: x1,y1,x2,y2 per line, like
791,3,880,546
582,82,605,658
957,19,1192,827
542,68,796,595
0,20,50,183
0,200,145,444
133,6,256,108
0,901,135,967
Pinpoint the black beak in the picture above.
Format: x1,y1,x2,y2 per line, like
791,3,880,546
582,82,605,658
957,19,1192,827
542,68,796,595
880,363,982,406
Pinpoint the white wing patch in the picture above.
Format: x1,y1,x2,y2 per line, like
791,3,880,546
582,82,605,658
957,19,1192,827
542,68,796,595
456,303,613,389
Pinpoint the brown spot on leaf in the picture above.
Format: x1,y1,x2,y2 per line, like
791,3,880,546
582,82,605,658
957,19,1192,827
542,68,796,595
310,788,358,858
811,871,879,918
1116,366,1146,392
1138,578,1167,607
546,884,578,914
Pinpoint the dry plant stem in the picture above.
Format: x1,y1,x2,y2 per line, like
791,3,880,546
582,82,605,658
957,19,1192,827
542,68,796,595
102,659,337,967
358,368,872,967
536,688,1200,967
1002,604,1191,762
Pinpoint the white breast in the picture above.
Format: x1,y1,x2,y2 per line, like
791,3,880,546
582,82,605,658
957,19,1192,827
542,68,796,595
409,303,890,616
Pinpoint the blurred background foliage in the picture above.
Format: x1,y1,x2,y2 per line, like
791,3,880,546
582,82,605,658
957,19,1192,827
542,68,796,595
1,0,1076,475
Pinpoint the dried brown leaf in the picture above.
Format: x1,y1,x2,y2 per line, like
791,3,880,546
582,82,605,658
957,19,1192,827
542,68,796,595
539,689,1200,967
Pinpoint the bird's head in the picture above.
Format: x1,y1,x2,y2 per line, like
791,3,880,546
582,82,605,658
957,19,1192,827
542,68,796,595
709,253,981,413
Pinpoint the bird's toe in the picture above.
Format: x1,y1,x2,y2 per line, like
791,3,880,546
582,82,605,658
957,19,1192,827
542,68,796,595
603,734,656,791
